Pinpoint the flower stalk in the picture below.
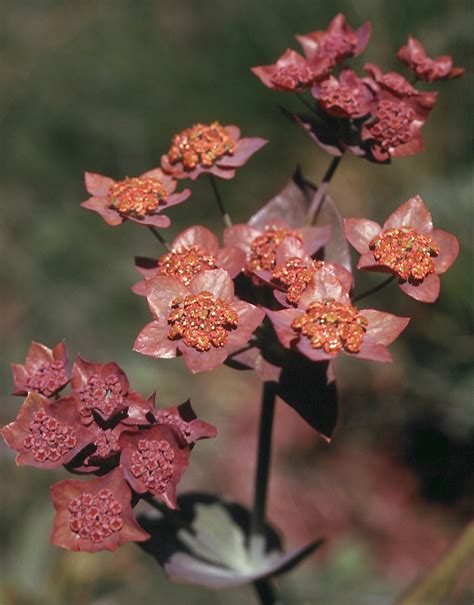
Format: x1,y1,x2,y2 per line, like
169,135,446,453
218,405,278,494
209,174,232,227
307,153,343,225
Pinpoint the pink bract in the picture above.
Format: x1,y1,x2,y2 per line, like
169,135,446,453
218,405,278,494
1,392,93,470
152,400,217,446
397,36,465,83
81,168,190,228
296,13,371,65
50,467,149,552
132,225,246,296
344,195,459,302
133,269,265,373
11,341,69,398
119,424,190,509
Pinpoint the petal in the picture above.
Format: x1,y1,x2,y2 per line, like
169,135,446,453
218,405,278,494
226,302,265,345
354,341,392,363
354,21,372,56
266,308,301,348
250,65,276,89
25,341,54,370
216,246,246,278
217,137,268,168
390,135,424,158
432,229,459,274
11,364,29,394
343,218,381,254
275,237,308,264
357,251,386,271
172,225,219,253
223,224,261,256
81,197,123,226
361,309,410,345
133,322,178,359
146,276,189,320
384,195,433,232
299,267,350,307
129,214,171,228
131,280,147,296
300,225,331,255
225,125,241,140
163,188,191,209
399,273,440,303
189,268,234,300
180,346,228,373
296,338,337,362
207,165,236,180
84,172,114,197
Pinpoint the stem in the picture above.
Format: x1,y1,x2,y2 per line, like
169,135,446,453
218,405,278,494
306,154,343,225
352,275,396,303
148,226,171,250
209,174,232,227
296,93,316,114
250,381,277,538
253,579,282,605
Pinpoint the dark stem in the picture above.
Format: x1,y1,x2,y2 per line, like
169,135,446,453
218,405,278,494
148,226,171,251
352,275,396,303
209,174,232,227
253,579,282,605
296,93,316,114
306,154,343,225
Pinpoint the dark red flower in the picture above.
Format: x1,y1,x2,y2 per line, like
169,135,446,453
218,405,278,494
81,168,190,228
253,236,352,307
152,400,217,446
133,269,265,373
50,467,149,552
251,48,331,92
267,266,409,363
11,341,69,398
119,425,189,509
344,195,459,303
1,392,93,469
223,221,330,276
397,36,465,83
311,69,376,119
74,422,130,473
296,13,371,65
161,122,267,181
132,225,246,296
71,356,137,424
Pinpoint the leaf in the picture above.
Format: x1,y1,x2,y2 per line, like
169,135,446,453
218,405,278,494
137,492,323,588
312,192,352,274
395,521,474,605
277,352,338,441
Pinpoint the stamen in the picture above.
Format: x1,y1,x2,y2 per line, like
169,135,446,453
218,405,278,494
68,488,123,542
130,439,175,493
22,409,77,463
367,100,416,151
272,257,325,304
156,246,218,285
167,122,235,170
248,227,304,273
270,64,316,91
78,374,126,420
25,361,68,397
108,177,168,218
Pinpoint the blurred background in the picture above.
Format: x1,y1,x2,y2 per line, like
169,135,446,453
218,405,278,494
0,1,472,603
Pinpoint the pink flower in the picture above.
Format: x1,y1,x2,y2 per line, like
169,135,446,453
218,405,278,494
267,267,409,363
251,48,331,92
223,221,330,276
397,36,465,83
344,195,459,303
119,425,190,509
311,69,376,119
1,392,93,469
132,225,246,296
296,13,371,65
161,121,267,180
11,341,69,398
133,269,265,373
151,400,217,447
81,168,190,228
50,467,149,552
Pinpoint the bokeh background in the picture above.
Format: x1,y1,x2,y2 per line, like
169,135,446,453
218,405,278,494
1,1,472,603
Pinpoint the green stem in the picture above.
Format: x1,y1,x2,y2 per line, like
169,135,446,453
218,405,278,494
148,226,170,250
209,174,232,227
352,275,396,303
253,578,283,605
306,154,343,225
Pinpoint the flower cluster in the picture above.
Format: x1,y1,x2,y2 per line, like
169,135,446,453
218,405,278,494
252,14,463,162
2,342,216,552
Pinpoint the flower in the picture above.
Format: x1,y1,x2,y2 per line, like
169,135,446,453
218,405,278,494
161,122,267,180
267,267,409,363
119,425,190,509
11,341,69,398
81,168,190,228
397,36,465,83
224,221,331,276
296,13,371,65
0,392,93,469
132,225,246,296
71,356,140,424
311,69,376,119
133,269,264,373
251,48,331,92
253,236,352,307
344,195,459,302
152,400,217,446
50,467,149,552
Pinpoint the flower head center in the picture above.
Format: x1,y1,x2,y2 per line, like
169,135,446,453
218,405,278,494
369,227,439,282
154,410,191,439
26,361,67,397
318,80,361,116
22,409,77,463
68,488,123,542
108,177,168,218
78,374,126,420
380,73,415,96
318,33,356,62
156,246,218,285
167,122,236,170
368,100,416,150
167,291,238,352
248,227,304,273
130,439,175,493
291,299,368,354
272,257,325,305
270,64,316,91
92,429,121,460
